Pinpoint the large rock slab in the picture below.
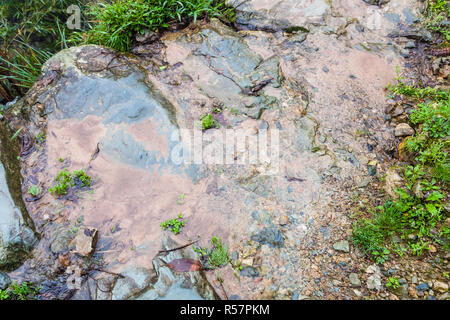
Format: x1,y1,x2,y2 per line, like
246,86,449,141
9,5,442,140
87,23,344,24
0,158,37,271
228,0,330,31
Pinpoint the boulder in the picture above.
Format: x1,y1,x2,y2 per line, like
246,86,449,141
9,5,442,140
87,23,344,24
0,159,37,271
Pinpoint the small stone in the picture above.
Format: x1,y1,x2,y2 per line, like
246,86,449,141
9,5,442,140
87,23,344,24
358,177,372,188
384,167,405,199
428,245,437,253
278,215,290,226
353,289,362,297
416,283,429,291
408,287,418,298
367,275,382,290
433,281,449,293
394,123,414,137
366,264,380,274
405,41,416,49
438,292,450,300
411,275,418,284
349,273,361,287
0,271,11,290
333,240,350,253
241,257,254,267
70,227,98,257
391,105,404,117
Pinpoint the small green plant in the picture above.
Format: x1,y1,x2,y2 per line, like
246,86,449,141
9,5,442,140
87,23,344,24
0,281,40,300
49,169,73,196
410,240,430,256
160,213,185,235
58,157,64,162
49,169,93,196
35,132,45,144
73,169,92,187
194,236,230,269
177,193,185,205
28,185,42,197
230,108,239,115
385,277,400,290
200,113,220,130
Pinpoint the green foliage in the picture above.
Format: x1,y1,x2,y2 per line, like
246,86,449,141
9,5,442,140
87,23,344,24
35,132,46,144
49,169,73,195
200,113,220,130
28,185,42,196
0,1,88,99
73,169,92,187
353,69,450,264
75,0,235,52
194,236,230,269
385,277,400,290
177,193,185,205
160,213,185,234
388,68,449,102
0,281,40,300
49,168,93,196
424,0,450,42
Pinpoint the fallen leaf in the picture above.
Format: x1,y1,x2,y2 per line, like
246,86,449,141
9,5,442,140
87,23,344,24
166,258,203,272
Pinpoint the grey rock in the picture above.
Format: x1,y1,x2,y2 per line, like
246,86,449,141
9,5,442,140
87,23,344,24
240,266,260,278
394,123,414,137
367,275,382,290
416,283,429,291
0,271,11,290
405,41,416,49
251,226,285,248
392,283,409,299
111,266,156,300
333,240,350,253
135,235,218,300
0,160,37,271
363,0,390,5
349,273,361,287
438,292,450,300
229,0,330,32
433,281,448,293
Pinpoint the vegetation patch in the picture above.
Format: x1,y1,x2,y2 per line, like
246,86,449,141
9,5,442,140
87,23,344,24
0,0,89,100
424,0,450,43
0,281,40,300
28,185,42,197
49,168,93,196
72,0,236,52
194,236,230,269
200,113,221,130
160,213,185,235
352,70,449,264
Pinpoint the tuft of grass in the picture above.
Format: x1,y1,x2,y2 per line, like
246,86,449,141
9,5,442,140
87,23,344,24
194,236,230,269
160,213,185,235
73,0,235,52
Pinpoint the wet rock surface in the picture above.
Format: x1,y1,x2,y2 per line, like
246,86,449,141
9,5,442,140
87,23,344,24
0,159,37,271
1,0,446,300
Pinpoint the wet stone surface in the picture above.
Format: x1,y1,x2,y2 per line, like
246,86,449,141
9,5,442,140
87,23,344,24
0,0,438,300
